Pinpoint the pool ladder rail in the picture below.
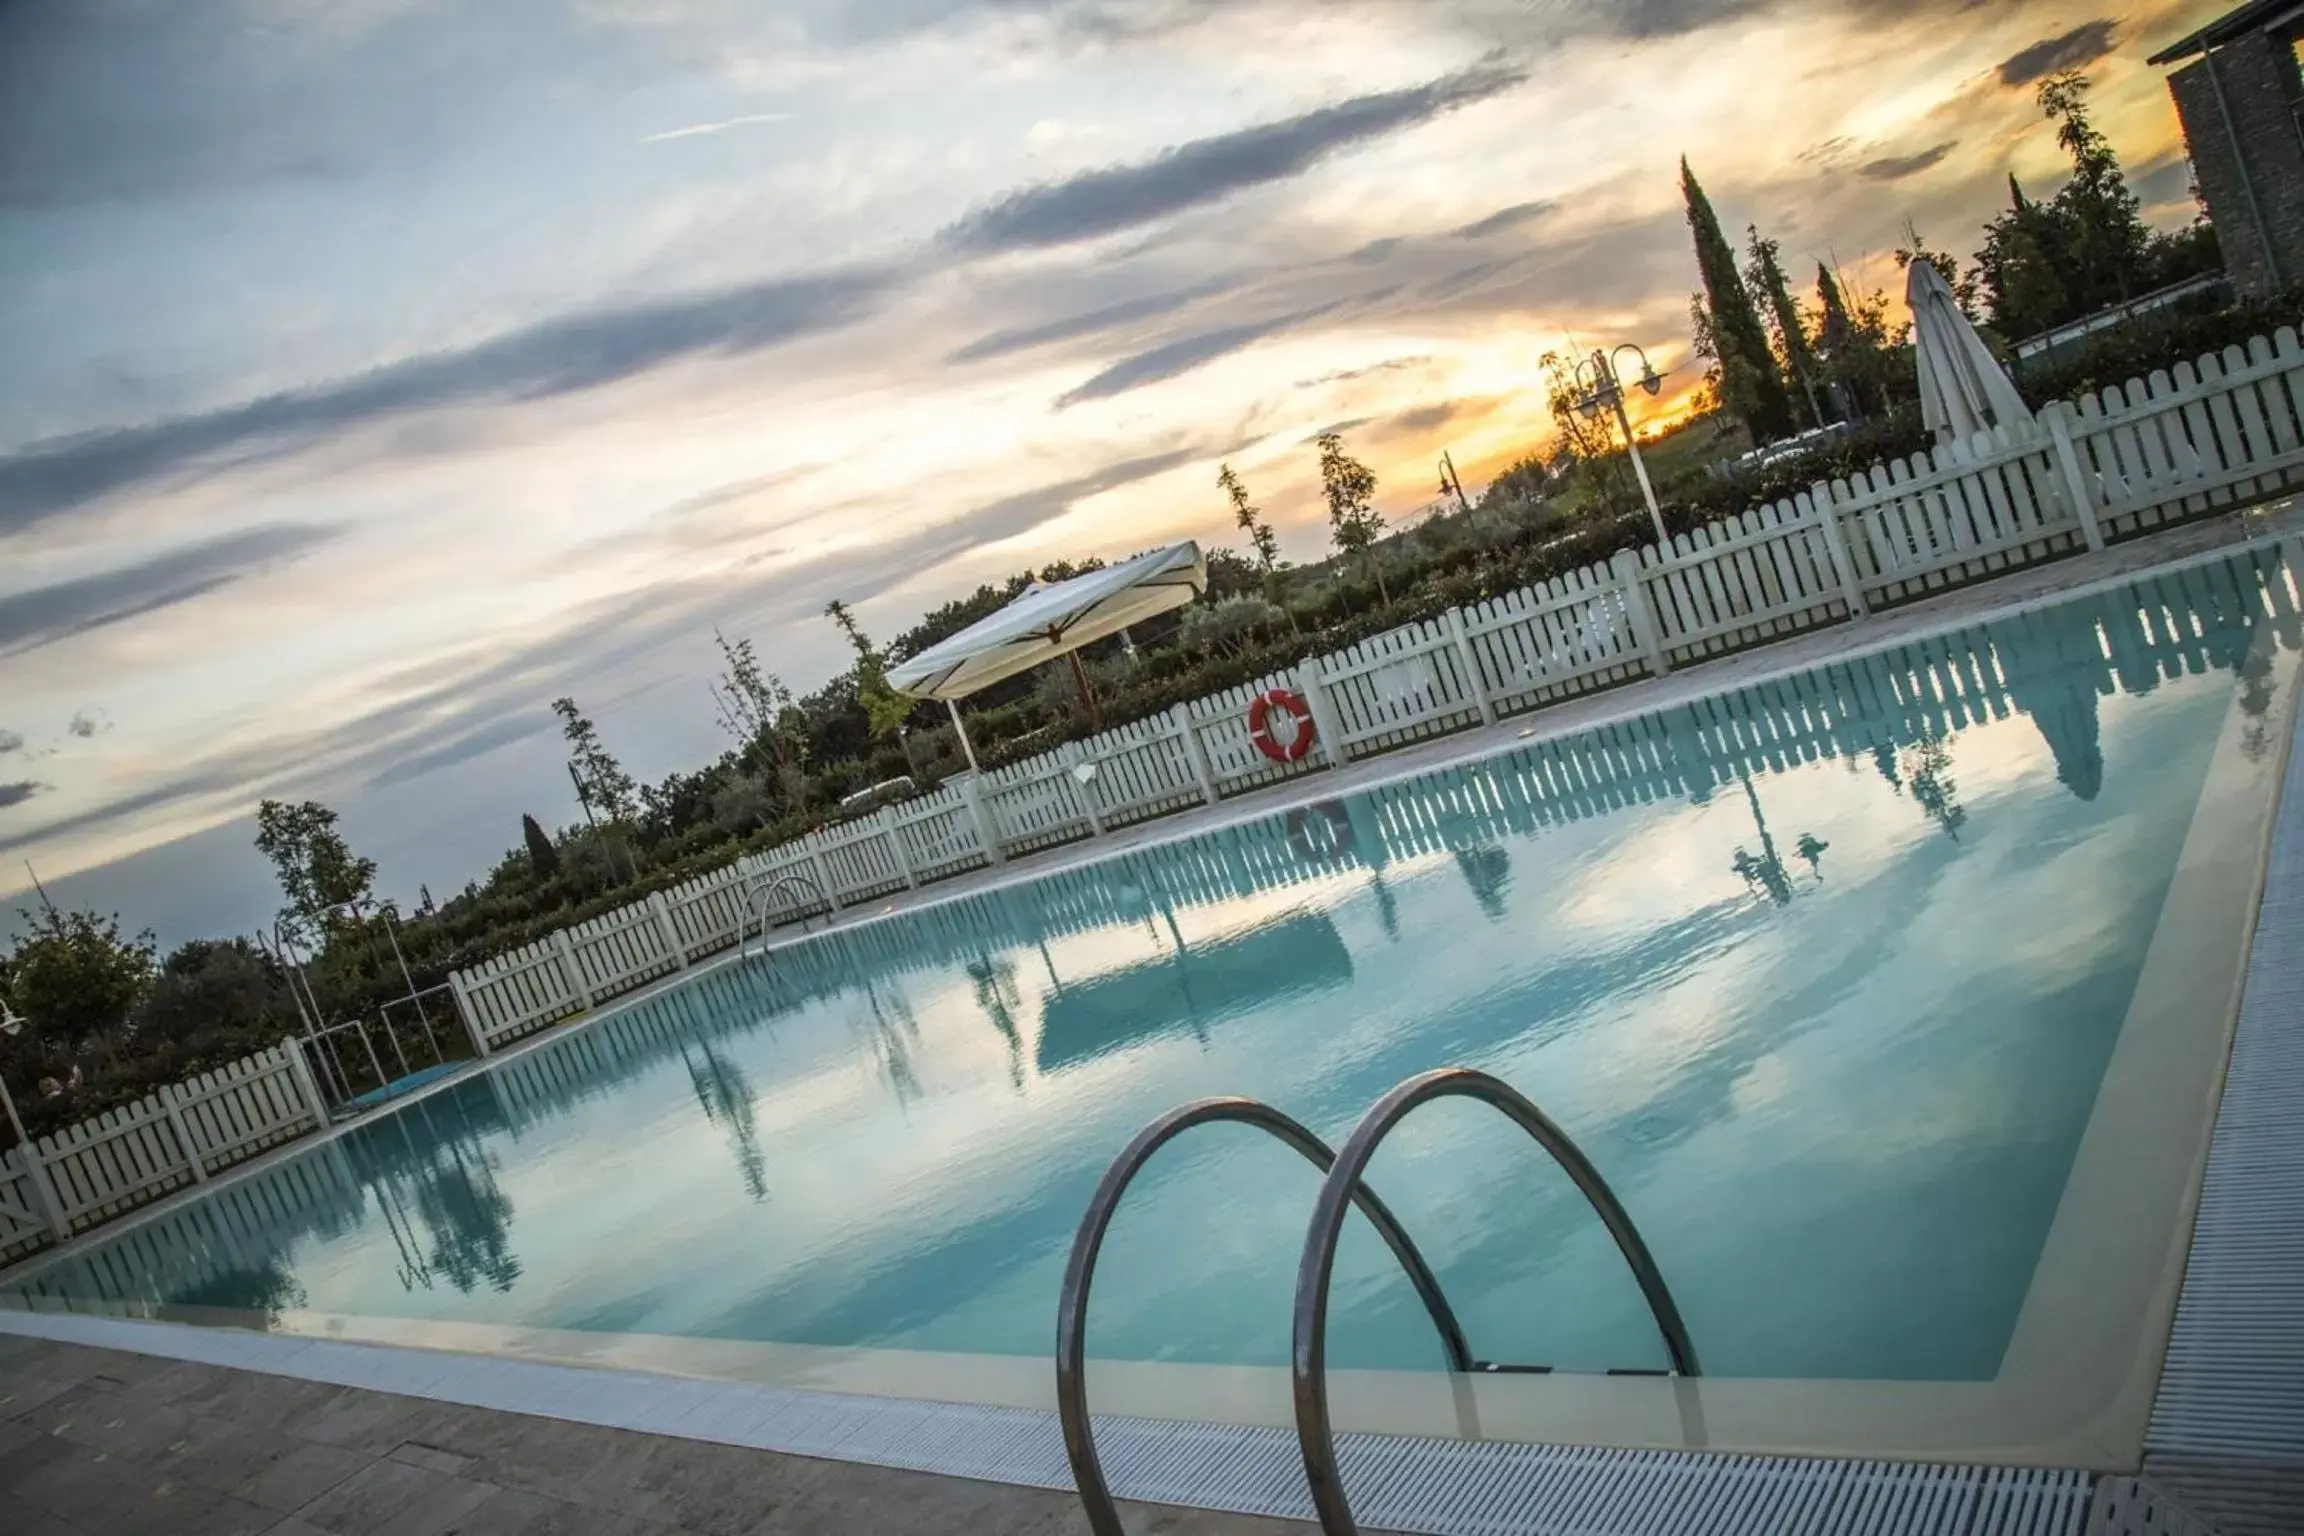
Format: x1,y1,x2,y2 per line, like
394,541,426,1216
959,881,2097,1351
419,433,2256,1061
1055,1067,1700,1536
738,871,832,956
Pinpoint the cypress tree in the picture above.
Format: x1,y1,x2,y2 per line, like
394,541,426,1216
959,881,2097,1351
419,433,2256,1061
1745,225,1825,429
1682,160,1794,443
522,814,561,880
1814,263,1880,421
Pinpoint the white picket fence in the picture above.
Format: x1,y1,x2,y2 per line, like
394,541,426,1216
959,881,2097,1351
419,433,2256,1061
0,1041,330,1263
447,327,2304,1055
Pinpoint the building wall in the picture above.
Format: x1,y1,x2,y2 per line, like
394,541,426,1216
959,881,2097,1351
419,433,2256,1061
2169,28,2304,297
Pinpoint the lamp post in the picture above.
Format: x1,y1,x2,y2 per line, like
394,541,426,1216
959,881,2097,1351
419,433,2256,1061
1573,344,1670,545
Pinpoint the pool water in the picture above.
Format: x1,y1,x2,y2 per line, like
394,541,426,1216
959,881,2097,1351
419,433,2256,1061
15,549,2299,1384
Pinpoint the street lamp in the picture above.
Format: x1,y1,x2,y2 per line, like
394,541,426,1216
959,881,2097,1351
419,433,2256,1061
1573,344,1670,545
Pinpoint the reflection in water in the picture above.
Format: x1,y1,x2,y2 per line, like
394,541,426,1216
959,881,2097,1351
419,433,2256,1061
14,546,2301,1378
1036,911,1354,1075
683,1042,768,1201
1452,845,1513,920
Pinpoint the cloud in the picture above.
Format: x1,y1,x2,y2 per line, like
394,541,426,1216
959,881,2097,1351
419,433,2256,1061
1859,142,1957,181
0,730,21,756
1054,303,1339,408
1998,20,2118,88
1387,399,1473,433
945,280,1236,364
641,112,792,143
0,525,335,655
66,712,104,740
0,266,900,534
1453,199,1555,239
0,782,42,810
942,62,1527,255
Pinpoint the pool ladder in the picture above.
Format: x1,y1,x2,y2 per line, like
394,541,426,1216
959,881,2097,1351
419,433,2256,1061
738,871,832,956
1056,1067,1700,1536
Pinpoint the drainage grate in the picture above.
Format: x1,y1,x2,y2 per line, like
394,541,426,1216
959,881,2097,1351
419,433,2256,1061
2135,680,2304,1536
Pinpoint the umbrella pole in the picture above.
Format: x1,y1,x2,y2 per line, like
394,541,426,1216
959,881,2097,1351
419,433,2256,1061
946,697,983,776
1068,649,1103,731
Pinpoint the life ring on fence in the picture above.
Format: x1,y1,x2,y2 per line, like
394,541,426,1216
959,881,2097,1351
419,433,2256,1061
1247,687,1317,763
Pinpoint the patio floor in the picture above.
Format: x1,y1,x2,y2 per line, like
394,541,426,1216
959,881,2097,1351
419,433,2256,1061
0,1333,1317,1536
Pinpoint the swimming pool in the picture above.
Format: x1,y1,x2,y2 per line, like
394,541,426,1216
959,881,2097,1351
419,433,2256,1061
10,544,2300,1463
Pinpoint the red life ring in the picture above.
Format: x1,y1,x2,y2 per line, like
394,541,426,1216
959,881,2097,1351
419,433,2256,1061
1247,687,1317,763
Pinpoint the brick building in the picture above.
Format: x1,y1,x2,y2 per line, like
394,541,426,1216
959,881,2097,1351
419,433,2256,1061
2152,1,2304,297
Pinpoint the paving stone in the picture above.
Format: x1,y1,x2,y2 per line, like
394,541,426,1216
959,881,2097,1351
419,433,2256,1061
457,1484,678,1536
291,1388,473,1458
0,1367,77,1419
0,1487,102,1536
18,1377,196,1459
8,1434,274,1536
154,1415,369,1512
388,1440,478,1477
287,1456,500,1536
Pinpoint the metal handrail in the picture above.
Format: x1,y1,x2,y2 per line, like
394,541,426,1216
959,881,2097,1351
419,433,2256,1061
741,871,831,954
1290,1067,1699,1536
1055,1096,1473,1536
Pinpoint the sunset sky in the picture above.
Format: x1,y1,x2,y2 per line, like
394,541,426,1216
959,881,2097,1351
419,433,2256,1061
0,0,2220,943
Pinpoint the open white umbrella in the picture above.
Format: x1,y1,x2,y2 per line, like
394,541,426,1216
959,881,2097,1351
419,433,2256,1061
887,542,1208,771
1908,259,2033,445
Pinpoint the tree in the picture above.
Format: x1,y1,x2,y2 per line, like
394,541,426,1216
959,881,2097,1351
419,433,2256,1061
1892,220,1981,317
3,906,155,1051
2037,70,2151,312
1975,175,2071,339
521,814,561,880
548,695,640,875
708,629,808,800
1316,431,1387,601
1814,263,1894,421
1744,226,1825,429
1682,160,1794,443
1218,464,1280,571
823,601,915,742
1179,596,1286,657
136,939,290,1049
255,799,378,944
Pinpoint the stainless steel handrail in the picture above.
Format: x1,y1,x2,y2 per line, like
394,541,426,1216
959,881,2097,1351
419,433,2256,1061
741,871,830,953
1055,1096,1473,1536
1290,1067,1699,1535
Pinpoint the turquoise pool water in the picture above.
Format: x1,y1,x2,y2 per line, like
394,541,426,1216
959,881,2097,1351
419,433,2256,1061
14,549,2298,1383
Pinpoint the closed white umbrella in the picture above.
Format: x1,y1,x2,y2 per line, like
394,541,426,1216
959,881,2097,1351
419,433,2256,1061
1908,259,2033,445
887,542,1208,770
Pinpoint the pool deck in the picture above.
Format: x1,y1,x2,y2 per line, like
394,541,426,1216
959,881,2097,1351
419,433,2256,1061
6,504,2304,1535
0,1330,1319,1535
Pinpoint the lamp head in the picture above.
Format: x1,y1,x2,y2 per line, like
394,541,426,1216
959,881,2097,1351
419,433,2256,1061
1639,362,1663,397
0,1000,24,1038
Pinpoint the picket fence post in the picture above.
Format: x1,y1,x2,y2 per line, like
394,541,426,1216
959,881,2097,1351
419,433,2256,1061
12,1143,71,1239
1171,703,1220,805
1611,549,1670,675
646,891,687,968
1808,484,1870,618
1443,608,1498,725
1295,658,1352,767
2043,401,2108,552
810,847,843,910
447,970,492,1058
553,930,594,1010
959,776,1006,865
1064,745,1108,836
159,1083,208,1183
286,1036,337,1123
879,806,920,888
